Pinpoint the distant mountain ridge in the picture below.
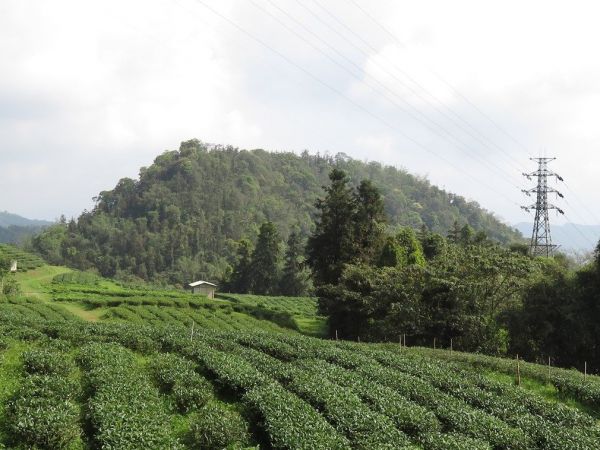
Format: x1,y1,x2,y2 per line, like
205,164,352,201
0,211,53,244
515,222,600,252
32,140,523,283
0,211,52,228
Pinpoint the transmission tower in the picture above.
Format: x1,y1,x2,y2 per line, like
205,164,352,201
521,158,565,257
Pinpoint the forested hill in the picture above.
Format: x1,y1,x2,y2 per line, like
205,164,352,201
33,140,521,284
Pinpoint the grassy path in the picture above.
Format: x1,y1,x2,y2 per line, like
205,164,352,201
13,265,102,322
14,265,71,301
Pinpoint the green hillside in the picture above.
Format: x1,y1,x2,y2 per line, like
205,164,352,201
0,266,599,449
0,244,45,272
31,140,522,284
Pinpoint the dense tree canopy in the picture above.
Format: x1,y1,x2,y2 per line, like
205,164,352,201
31,140,522,285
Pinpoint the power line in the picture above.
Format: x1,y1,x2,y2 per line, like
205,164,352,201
344,0,536,160
246,0,524,189
563,181,600,224
190,0,521,209
341,0,600,235
308,0,528,173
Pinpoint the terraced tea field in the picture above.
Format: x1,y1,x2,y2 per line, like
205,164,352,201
0,244,45,272
0,265,599,449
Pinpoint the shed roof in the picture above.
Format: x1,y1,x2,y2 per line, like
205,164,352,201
188,280,217,288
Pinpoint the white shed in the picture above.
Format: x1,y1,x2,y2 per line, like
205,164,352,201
187,280,217,299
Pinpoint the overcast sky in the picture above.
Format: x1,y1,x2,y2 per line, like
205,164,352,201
1,0,599,242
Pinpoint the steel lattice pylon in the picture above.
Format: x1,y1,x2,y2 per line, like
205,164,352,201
521,158,564,257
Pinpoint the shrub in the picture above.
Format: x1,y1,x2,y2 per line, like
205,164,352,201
6,375,81,449
245,383,351,449
188,403,250,449
22,348,74,376
150,353,213,413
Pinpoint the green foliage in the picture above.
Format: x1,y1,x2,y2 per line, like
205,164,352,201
378,228,425,268
150,353,213,413
353,179,387,263
22,348,74,376
307,169,358,285
227,239,253,294
250,222,280,295
2,305,600,449
319,233,535,350
78,342,179,448
279,229,311,296
53,271,100,285
245,382,351,449
507,250,600,373
31,142,523,285
188,403,250,449
6,375,81,449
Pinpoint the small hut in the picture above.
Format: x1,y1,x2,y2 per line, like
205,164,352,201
187,280,217,299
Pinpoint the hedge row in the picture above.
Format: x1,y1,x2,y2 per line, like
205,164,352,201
78,342,181,449
6,348,81,449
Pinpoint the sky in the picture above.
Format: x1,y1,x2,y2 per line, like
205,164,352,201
1,0,600,244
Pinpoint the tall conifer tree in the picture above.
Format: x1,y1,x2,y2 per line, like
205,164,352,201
251,222,280,294
228,239,253,293
307,169,356,285
354,179,386,263
279,229,310,296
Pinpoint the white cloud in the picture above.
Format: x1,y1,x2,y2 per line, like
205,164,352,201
0,0,599,240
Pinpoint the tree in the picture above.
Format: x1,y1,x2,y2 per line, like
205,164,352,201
353,180,386,263
447,221,462,243
250,222,281,295
279,229,311,296
459,224,475,245
227,239,253,293
307,169,356,285
419,229,447,261
378,236,403,268
395,228,426,266
318,263,425,341
378,228,425,268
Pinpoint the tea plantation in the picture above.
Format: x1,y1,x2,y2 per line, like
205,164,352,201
0,266,599,449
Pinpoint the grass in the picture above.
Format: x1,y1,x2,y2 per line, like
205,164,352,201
295,316,328,337
485,370,600,419
14,265,72,301
55,302,107,322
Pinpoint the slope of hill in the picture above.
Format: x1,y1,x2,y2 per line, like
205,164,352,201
0,211,51,228
0,266,599,449
0,211,52,244
516,222,600,252
32,140,522,284
0,244,46,271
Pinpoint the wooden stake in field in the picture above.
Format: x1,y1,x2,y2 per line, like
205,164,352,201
547,357,551,383
433,337,436,349
516,354,521,386
584,362,587,382
450,338,453,354
357,336,360,343
335,329,338,341
403,334,406,347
